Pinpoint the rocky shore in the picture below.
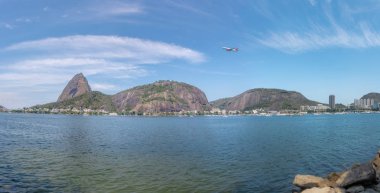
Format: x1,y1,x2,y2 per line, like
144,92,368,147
293,150,380,193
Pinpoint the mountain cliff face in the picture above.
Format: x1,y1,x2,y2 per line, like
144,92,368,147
211,88,319,111
57,73,91,102
112,80,210,113
361,93,380,102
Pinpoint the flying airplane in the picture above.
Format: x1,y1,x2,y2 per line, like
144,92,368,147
222,47,239,52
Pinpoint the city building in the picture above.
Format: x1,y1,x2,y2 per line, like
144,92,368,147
329,95,335,109
353,98,377,109
300,104,330,112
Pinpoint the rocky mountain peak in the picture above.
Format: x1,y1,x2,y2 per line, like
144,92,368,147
57,73,92,102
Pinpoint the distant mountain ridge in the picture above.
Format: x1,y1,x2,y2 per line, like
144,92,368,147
35,73,325,113
37,74,210,113
211,88,319,111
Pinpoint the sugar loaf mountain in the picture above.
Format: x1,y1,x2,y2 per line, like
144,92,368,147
33,73,321,115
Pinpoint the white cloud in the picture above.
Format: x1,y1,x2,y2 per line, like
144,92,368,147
257,23,380,53
0,35,205,108
92,83,118,90
6,35,205,63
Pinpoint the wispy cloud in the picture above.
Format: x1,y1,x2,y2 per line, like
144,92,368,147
164,0,211,17
308,0,317,6
6,35,205,63
256,1,380,53
1,22,14,30
0,35,205,108
15,18,33,23
62,1,144,21
97,2,142,16
257,22,380,53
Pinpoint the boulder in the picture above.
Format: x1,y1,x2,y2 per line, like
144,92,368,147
301,187,341,193
372,151,380,182
361,188,378,193
334,188,347,193
327,172,343,183
346,185,364,193
335,163,376,187
371,183,380,191
294,175,333,189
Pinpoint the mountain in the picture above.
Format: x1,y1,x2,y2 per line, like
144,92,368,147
37,91,116,112
112,80,210,113
36,73,322,113
37,73,210,113
57,73,92,102
211,88,319,111
361,92,380,102
0,105,7,112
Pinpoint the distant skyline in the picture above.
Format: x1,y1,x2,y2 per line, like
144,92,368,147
1,0,380,108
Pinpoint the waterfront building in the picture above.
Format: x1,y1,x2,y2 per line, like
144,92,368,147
353,98,377,109
329,95,335,109
300,104,329,112
354,99,360,107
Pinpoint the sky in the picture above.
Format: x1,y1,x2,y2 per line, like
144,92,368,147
1,0,380,108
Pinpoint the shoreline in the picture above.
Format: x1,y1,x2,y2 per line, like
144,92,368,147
2,111,380,117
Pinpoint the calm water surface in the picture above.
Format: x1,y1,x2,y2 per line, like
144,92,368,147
1,113,380,192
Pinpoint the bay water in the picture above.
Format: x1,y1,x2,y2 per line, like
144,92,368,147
1,113,380,192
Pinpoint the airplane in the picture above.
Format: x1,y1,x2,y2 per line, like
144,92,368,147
222,47,239,52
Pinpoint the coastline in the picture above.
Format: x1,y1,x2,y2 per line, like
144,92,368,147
2,110,380,117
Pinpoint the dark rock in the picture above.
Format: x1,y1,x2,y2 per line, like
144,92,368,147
371,183,380,191
361,188,378,193
335,162,376,188
372,151,380,183
346,185,364,193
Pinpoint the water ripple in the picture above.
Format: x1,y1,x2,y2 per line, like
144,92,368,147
1,113,380,192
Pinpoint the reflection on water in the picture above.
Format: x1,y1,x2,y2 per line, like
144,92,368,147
1,113,380,192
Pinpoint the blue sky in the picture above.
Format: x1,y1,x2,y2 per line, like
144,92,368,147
1,0,380,108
